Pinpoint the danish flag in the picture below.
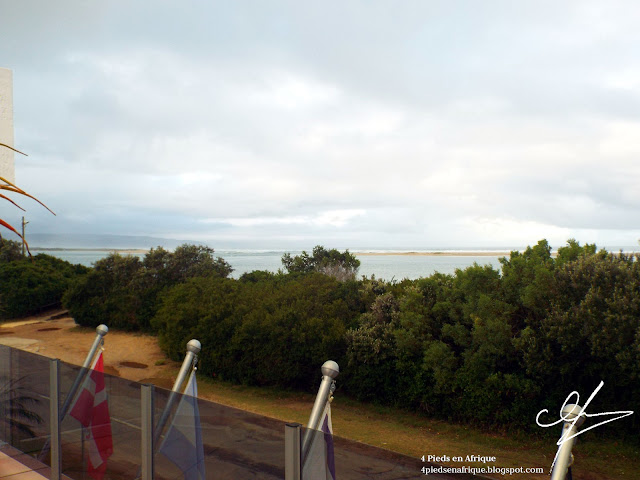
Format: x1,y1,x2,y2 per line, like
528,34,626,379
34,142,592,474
69,351,113,480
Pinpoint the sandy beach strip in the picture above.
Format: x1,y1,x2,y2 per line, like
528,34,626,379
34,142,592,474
354,251,513,257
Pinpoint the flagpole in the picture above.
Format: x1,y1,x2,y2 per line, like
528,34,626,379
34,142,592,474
153,339,201,448
60,325,109,420
301,360,339,461
38,324,108,461
550,403,584,480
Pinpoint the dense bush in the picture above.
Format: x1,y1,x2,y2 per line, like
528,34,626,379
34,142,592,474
0,252,89,319
63,253,144,329
341,240,639,437
515,250,640,434
63,245,232,331
153,272,365,391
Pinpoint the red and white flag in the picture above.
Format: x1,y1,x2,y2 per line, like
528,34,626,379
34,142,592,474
69,351,113,480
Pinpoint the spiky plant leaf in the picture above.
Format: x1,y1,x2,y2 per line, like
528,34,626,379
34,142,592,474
0,142,27,156
0,377,43,440
0,144,54,249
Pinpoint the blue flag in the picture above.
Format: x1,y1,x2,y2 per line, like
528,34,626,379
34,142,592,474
159,370,205,480
303,402,336,480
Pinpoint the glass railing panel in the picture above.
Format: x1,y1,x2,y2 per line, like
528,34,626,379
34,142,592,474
301,425,421,479
0,347,51,460
59,360,93,477
0,344,14,446
102,372,143,479
59,360,143,480
153,385,286,479
0,345,423,480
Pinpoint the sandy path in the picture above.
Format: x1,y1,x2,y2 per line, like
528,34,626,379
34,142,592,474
0,309,176,387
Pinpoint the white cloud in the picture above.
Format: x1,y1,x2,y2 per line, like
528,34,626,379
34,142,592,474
605,68,640,91
598,121,640,157
244,71,341,110
203,209,365,228
464,217,572,246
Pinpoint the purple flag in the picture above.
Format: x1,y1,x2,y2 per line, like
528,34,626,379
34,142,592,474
303,402,336,480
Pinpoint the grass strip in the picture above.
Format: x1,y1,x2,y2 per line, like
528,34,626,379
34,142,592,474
193,376,639,480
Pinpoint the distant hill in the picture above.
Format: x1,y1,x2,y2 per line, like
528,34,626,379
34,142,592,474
29,233,205,250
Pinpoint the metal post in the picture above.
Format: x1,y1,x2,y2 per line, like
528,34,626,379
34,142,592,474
59,324,109,418
301,360,339,461
141,384,155,480
153,339,201,447
285,423,302,480
39,325,108,461
49,359,61,480
550,403,584,480
21,216,28,256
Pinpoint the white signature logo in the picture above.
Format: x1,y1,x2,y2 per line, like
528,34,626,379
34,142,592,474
536,381,634,472
536,380,634,442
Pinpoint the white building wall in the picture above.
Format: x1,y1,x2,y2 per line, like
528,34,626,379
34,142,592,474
0,67,15,184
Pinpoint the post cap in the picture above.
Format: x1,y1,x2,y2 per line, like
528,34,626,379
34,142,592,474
187,339,201,355
321,360,339,379
96,325,108,336
561,403,585,427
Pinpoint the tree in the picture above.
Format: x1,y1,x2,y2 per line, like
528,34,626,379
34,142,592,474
65,245,233,331
556,238,597,265
499,239,556,330
63,253,144,329
344,293,400,402
281,245,360,281
0,238,22,262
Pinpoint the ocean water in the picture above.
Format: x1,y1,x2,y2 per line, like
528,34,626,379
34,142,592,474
356,254,504,280
35,245,639,281
33,248,506,280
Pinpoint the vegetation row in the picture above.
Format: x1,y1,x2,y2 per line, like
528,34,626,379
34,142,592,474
0,239,638,439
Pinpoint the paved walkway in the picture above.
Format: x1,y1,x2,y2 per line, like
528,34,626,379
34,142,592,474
0,443,50,479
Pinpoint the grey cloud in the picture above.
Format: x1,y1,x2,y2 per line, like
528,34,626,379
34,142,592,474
3,1,640,249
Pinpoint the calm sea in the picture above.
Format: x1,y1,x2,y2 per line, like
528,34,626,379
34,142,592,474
33,248,507,281
34,246,639,281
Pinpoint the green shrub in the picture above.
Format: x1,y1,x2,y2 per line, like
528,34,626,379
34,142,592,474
63,253,143,330
0,254,88,319
153,272,364,391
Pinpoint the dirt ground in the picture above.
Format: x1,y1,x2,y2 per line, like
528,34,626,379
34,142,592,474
0,309,177,388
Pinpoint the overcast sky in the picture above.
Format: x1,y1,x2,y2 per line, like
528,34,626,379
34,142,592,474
2,1,640,249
